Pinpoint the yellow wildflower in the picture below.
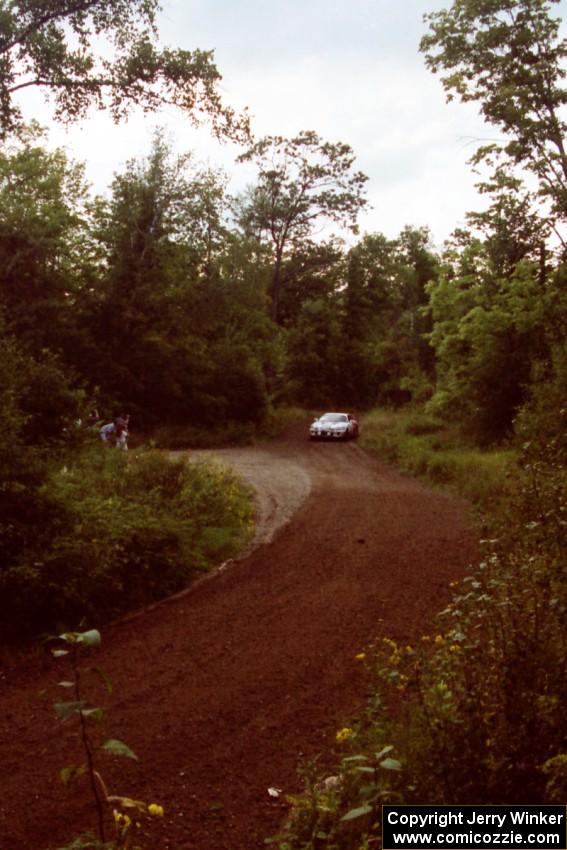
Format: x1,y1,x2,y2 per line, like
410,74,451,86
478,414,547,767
148,803,165,817
434,634,444,645
355,652,366,661
336,727,354,743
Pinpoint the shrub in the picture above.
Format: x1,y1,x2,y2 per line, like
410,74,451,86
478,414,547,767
402,411,444,436
0,447,254,641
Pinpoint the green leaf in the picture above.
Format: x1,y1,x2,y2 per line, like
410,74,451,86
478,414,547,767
51,649,69,658
343,754,369,763
58,681,75,689
379,757,402,771
355,766,376,774
76,629,101,647
102,738,138,760
54,701,86,720
81,707,104,722
58,632,78,643
341,804,373,822
92,666,113,694
106,795,147,812
375,745,394,760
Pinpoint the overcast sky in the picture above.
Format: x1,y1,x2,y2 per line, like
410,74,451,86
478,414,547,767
24,0,566,248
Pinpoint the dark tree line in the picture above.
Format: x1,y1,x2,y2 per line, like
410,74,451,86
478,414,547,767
0,0,565,452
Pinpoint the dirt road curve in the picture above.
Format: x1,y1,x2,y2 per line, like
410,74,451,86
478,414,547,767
0,424,477,850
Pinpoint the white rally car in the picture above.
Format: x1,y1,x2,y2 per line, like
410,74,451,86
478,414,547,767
309,412,360,441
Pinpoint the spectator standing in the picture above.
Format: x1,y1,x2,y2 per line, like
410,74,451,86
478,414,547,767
114,413,130,450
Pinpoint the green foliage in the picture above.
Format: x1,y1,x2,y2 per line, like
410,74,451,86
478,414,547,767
426,242,547,444
339,232,402,407
279,226,439,411
361,435,566,808
0,328,84,452
18,349,85,444
514,329,567,457
286,299,343,406
0,447,254,641
0,125,93,358
421,0,567,226
361,407,518,509
49,628,166,849
419,0,567,447
268,701,410,849
337,227,438,409
83,134,275,428
276,239,344,329
0,325,85,575
0,1,248,142
236,131,368,323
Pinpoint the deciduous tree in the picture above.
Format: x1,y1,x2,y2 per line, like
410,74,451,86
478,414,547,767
421,0,567,233
0,0,248,140
236,130,367,323
0,123,91,354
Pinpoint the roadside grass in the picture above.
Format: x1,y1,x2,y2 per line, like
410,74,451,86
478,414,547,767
360,408,520,513
0,445,254,642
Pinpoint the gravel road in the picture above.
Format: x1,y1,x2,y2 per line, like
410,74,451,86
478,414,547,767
0,423,478,850
185,445,312,557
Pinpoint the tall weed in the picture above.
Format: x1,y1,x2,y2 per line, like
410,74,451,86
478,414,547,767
361,408,519,511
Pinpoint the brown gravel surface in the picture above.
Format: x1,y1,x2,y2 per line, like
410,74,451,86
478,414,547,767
0,423,478,850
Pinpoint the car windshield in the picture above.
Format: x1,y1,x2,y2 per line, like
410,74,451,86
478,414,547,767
320,413,347,423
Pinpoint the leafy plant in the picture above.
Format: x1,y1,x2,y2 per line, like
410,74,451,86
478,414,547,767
49,628,165,850
0,446,254,641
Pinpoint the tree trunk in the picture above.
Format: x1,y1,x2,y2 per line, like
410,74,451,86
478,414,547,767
269,248,283,323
